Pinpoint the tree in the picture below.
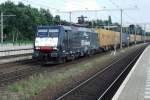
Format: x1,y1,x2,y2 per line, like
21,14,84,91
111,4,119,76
108,15,112,24
54,15,60,25
0,1,56,42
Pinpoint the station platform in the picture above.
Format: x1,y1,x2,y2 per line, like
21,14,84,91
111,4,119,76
112,44,150,100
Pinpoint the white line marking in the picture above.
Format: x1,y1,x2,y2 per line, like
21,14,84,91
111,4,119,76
146,77,150,78
146,84,150,87
144,95,150,98
146,82,150,84
146,77,150,79
146,80,150,81
144,48,150,99
145,79,150,82
146,78,150,79
145,92,150,94
145,88,150,90
112,45,149,100
146,83,150,85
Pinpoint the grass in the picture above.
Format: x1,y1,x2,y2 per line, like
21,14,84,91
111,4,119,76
5,44,138,100
5,59,99,100
0,43,142,100
2,44,137,100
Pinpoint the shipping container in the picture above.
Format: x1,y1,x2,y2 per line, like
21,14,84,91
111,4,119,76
135,35,142,42
96,28,120,48
129,34,135,43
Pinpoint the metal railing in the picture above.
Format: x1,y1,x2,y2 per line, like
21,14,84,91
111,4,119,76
0,44,33,57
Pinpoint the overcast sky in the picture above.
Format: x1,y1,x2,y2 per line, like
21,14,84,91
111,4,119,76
1,0,150,31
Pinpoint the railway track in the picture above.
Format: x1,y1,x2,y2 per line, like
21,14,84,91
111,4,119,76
0,44,147,94
0,58,34,69
0,62,45,86
55,44,148,100
0,48,115,86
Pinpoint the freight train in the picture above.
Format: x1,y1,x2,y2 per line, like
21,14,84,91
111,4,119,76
33,25,150,64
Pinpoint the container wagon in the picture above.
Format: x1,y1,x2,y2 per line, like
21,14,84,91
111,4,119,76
129,34,135,44
96,28,131,49
135,35,142,43
96,28,120,50
145,36,150,42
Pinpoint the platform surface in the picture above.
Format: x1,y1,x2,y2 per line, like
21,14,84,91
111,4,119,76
112,45,150,100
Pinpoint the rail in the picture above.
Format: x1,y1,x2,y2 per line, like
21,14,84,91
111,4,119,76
55,45,147,100
98,47,144,100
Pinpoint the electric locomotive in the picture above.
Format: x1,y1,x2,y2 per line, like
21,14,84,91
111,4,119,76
33,25,99,63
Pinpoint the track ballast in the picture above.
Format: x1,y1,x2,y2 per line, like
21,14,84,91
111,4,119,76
56,44,148,100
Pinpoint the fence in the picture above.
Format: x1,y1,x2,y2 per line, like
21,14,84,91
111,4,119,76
0,43,33,57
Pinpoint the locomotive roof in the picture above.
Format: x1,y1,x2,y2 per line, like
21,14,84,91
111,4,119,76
62,25,96,33
38,25,96,33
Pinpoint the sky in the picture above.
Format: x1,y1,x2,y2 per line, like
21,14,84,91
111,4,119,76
0,0,150,31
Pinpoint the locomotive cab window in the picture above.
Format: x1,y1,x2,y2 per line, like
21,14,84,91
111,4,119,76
48,29,59,37
37,29,48,37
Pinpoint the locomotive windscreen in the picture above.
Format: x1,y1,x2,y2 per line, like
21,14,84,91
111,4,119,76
37,29,48,37
48,29,59,37
37,28,59,37
35,27,59,48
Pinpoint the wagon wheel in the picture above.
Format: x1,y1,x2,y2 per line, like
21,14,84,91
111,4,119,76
58,57,66,64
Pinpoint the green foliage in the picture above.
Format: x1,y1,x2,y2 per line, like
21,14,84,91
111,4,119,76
108,15,112,24
0,1,61,42
0,1,147,42
87,17,119,29
7,58,96,99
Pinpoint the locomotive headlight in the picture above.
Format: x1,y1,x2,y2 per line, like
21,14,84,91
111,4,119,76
35,46,40,50
53,46,58,50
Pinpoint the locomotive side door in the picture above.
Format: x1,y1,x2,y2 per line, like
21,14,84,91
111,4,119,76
64,30,70,51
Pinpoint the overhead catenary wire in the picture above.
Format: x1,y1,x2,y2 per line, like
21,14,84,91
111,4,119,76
18,0,60,11
108,0,138,47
